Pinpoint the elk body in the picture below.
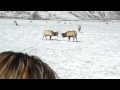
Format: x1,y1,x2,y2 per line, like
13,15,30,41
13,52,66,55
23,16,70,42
42,30,58,40
61,31,77,41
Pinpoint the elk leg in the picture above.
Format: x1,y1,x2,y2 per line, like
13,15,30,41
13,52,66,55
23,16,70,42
76,37,77,41
68,37,70,41
42,35,45,40
50,36,52,40
73,37,75,41
45,35,47,40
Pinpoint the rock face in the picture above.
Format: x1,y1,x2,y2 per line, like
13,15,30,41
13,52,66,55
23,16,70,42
0,11,120,20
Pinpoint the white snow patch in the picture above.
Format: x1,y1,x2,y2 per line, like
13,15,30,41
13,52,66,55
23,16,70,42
0,19,120,79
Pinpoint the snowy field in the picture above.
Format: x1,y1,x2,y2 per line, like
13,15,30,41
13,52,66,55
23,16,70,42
0,19,120,79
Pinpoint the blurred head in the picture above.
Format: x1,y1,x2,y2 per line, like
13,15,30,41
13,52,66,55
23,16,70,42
53,32,58,36
0,51,58,79
61,33,66,38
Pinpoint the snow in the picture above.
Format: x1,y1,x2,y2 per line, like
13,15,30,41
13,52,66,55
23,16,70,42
48,11,78,20
0,19,120,79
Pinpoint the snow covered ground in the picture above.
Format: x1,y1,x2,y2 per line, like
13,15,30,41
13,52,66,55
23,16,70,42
0,19,120,79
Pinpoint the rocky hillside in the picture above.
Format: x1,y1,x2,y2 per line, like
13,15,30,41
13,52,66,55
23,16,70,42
0,11,120,20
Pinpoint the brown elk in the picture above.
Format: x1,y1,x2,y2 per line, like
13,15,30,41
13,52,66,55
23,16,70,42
61,30,77,41
42,30,58,40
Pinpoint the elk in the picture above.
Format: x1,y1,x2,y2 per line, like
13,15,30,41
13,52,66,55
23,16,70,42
42,30,58,40
78,25,81,32
14,21,20,26
61,30,77,41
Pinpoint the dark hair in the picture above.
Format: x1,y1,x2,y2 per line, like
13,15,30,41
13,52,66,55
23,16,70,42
0,51,58,79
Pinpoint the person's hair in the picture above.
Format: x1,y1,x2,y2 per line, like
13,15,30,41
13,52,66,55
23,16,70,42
0,51,58,79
